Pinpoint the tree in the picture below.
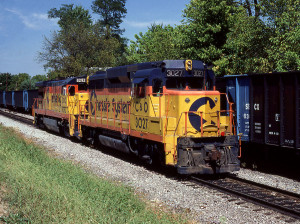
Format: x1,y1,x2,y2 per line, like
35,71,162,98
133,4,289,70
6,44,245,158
126,24,183,64
0,73,13,91
180,0,239,72
48,4,92,30
38,4,120,77
224,0,300,74
221,6,272,74
13,73,31,90
263,0,300,71
92,0,128,66
92,0,127,35
30,74,48,89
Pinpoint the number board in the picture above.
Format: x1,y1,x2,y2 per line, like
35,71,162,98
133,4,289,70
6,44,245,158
166,69,184,77
193,70,204,77
76,78,86,83
166,69,205,77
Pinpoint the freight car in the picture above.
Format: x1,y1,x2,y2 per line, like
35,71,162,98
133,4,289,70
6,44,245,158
218,71,300,167
23,90,39,112
0,91,3,106
5,91,13,108
13,90,24,110
0,89,38,113
33,60,240,175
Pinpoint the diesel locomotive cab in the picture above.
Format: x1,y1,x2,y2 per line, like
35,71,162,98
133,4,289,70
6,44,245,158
128,60,239,174
158,60,240,174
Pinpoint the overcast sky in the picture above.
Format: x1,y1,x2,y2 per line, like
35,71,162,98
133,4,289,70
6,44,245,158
0,0,190,76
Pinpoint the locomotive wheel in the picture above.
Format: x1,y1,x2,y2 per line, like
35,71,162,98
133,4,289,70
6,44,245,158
63,124,71,138
155,145,166,166
36,116,45,129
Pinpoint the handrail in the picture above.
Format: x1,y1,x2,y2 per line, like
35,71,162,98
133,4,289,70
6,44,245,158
220,92,232,105
173,109,235,138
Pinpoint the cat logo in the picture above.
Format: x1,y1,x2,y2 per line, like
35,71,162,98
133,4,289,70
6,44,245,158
188,97,216,132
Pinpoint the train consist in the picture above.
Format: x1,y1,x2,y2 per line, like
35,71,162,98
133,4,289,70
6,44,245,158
29,59,240,175
2,61,299,173
217,71,300,164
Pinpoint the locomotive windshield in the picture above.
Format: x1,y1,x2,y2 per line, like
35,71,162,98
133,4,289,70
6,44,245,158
165,77,214,90
165,67,215,90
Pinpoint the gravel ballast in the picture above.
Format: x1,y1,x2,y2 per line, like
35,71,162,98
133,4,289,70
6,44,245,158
0,115,299,224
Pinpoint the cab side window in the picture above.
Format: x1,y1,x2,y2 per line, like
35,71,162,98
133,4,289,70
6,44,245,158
68,86,75,96
152,79,163,96
134,79,148,98
136,83,146,98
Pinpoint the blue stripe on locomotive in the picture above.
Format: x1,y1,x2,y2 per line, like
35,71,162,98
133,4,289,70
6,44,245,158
224,75,250,141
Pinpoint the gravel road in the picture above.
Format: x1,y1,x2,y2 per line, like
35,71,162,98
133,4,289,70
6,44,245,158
0,114,299,224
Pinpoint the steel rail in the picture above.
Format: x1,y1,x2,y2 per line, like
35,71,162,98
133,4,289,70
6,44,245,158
190,175,300,220
0,109,34,126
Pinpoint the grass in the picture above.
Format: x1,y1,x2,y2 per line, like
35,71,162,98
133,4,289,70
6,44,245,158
0,125,186,224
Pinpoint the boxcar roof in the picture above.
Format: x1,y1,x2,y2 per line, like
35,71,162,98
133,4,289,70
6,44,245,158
224,70,300,78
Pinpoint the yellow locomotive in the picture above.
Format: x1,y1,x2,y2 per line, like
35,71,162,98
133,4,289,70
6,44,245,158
34,60,240,174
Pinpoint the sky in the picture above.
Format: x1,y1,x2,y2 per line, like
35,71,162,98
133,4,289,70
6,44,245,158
0,0,190,76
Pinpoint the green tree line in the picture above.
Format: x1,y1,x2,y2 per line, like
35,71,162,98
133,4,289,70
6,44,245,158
0,73,47,91
127,0,299,75
37,0,299,77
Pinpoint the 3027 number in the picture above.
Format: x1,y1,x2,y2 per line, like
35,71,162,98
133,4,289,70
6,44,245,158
135,117,148,129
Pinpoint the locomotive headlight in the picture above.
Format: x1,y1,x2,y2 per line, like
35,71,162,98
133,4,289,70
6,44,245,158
185,60,192,71
215,97,218,102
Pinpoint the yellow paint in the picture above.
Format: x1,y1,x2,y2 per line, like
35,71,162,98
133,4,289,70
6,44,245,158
83,92,231,166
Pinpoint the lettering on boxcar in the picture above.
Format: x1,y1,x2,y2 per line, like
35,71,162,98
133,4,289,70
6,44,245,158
254,122,262,133
245,103,250,110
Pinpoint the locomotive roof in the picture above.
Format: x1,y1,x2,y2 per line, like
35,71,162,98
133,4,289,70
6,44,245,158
104,60,206,82
106,60,205,77
89,71,107,81
35,75,87,87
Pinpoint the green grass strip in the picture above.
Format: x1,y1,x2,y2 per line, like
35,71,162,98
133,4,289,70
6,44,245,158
0,125,185,224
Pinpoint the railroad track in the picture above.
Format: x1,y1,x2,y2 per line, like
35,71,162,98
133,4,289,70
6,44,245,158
0,108,34,126
190,174,300,220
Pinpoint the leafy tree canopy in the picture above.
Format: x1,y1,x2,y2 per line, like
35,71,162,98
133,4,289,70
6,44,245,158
39,4,121,78
126,24,183,64
0,73,44,91
181,0,239,66
48,4,92,30
92,0,127,35
0,73,13,91
125,0,299,75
